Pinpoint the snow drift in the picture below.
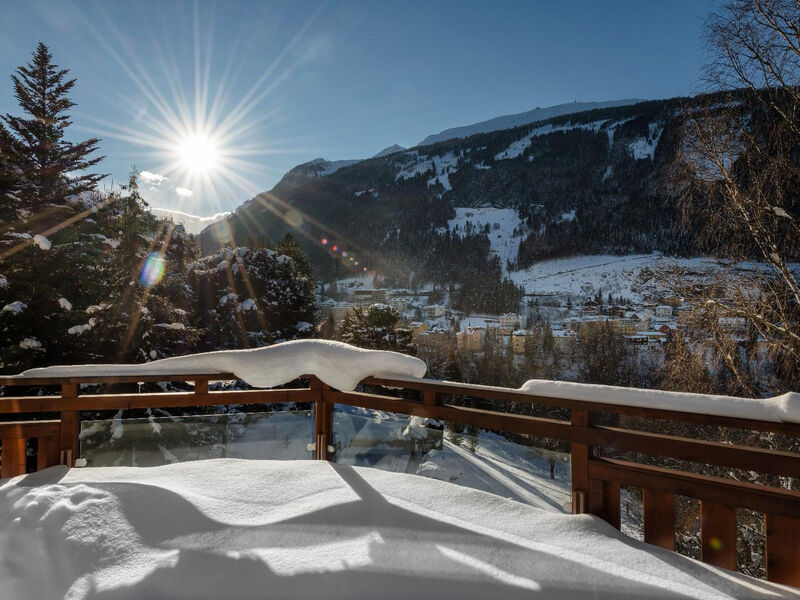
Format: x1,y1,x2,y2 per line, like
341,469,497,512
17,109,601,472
14,340,427,391
2,459,795,600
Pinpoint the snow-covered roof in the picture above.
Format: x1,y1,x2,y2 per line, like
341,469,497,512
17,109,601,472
0,459,791,599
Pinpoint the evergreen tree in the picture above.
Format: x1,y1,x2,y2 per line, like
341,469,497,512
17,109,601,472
0,43,104,212
190,245,316,350
577,321,633,386
337,304,415,354
271,232,312,278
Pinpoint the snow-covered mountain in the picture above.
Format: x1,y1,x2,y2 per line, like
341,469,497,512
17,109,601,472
373,144,406,158
149,208,229,235
419,99,646,145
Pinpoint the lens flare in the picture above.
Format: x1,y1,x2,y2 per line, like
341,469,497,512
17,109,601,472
140,252,166,286
285,209,303,228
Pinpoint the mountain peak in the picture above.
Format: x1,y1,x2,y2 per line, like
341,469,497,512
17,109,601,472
373,144,406,158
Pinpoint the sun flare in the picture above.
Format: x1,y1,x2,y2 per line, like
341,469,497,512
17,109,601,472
177,135,218,173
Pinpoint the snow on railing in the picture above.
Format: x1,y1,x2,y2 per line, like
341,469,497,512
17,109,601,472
0,341,799,586
12,340,427,392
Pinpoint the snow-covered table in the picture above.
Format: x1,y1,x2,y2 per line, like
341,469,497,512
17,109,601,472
1,459,797,599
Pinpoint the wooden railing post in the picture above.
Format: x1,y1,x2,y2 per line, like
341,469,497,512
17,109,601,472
766,514,800,587
571,409,590,515
59,383,80,467
0,437,26,478
700,501,737,571
312,377,333,461
37,436,60,470
643,489,675,550
571,409,619,526
423,390,438,406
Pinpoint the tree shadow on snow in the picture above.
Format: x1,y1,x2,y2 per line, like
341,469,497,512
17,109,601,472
14,463,796,600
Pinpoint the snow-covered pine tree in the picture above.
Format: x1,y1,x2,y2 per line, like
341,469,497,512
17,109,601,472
190,245,316,350
0,43,104,213
337,304,415,355
83,172,199,363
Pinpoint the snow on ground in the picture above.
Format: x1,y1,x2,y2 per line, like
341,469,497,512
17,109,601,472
447,207,524,270
426,152,460,191
12,340,427,393
18,338,41,350
333,408,569,511
494,120,608,160
337,274,378,290
32,234,51,250
2,459,794,599
510,253,721,301
1,300,26,315
629,122,663,160
416,432,571,511
395,151,464,192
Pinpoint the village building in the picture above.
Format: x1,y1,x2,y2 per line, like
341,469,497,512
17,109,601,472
425,304,447,319
653,305,674,319
500,313,522,331
456,327,484,351
511,330,527,354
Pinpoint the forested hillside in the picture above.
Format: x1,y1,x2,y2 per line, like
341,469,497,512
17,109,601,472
200,95,706,291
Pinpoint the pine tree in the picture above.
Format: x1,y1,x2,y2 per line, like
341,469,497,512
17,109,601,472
337,305,415,354
0,43,104,211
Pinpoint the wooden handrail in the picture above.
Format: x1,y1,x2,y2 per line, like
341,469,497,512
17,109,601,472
0,372,797,586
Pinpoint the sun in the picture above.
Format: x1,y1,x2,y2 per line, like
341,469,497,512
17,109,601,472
177,135,218,173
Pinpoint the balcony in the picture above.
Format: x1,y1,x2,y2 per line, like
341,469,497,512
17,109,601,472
0,344,798,598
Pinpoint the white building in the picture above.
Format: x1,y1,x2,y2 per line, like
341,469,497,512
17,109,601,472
654,305,673,319
500,313,521,331
425,305,446,319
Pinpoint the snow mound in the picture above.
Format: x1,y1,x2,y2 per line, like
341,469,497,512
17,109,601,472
0,459,791,599
1,300,26,315
14,340,427,391
520,379,800,424
32,234,51,250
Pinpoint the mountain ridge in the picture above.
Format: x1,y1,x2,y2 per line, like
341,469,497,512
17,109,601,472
418,99,647,146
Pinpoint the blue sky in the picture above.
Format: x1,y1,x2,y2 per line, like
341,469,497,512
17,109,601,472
0,0,716,216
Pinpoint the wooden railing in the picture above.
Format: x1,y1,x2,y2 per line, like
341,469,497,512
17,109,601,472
0,372,798,587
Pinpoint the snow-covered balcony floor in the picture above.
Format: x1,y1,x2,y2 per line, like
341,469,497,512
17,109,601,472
1,459,797,600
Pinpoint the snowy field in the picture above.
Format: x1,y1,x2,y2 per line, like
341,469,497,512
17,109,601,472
510,253,721,300
2,459,795,599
